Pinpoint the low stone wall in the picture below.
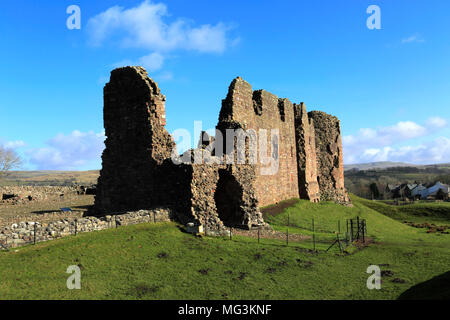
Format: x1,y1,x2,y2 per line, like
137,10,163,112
0,208,172,249
0,186,79,204
0,211,84,229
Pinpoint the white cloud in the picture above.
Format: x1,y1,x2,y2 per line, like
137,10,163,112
348,138,450,165
139,52,165,71
426,116,447,129
1,140,26,149
27,131,105,170
156,71,173,81
87,0,236,72
343,117,450,164
343,120,427,151
401,33,425,44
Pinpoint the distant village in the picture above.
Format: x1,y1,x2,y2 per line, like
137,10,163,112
385,181,450,201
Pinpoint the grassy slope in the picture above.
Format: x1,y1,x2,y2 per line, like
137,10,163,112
357,198,450,225
0,196,449,300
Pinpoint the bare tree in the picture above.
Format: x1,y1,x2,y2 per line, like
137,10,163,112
0,146,22,178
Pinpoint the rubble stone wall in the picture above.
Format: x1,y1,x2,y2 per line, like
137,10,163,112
0,208,171,249
0,211,84,229
308,111,350,204
0,186,78,204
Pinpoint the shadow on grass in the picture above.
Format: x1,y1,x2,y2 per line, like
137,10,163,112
397,271,450,300
260,198,300,218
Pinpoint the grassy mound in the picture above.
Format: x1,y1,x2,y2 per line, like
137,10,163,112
0,196,449,300
357,197,450,225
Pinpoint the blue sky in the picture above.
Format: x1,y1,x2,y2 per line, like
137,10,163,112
1,0,450,170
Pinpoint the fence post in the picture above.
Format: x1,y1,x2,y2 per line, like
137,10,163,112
350,219,353,242
362,220,366,243
75,219,78,235
364,220,367,238
286,213,289,246
257,226,260,244
33,223,37,245
312,218,316,251
357,216,360,241
286,228,289,247
229,226,232,240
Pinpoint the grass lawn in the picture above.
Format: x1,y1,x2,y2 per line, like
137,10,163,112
0,195,449,300
359,198,450,225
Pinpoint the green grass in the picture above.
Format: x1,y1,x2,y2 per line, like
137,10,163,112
357,197,450,225
0,195,449,300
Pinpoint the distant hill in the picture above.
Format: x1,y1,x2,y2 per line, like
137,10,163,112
0,170,100,186
344,163,450,199
344,162,419,171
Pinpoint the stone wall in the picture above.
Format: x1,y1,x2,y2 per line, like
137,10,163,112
0,186,78,204
217,77,300,207
0,208,172,249
294,103,320,202
168,150,265,231
94,67,175,214
308,111,350,204
0,211,84,229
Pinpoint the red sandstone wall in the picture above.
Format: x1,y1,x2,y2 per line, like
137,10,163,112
218,77,300,207
294,103,320,202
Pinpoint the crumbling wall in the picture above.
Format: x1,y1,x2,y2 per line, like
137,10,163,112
294,103,320,202
93,67,175,214
308,111,350,204
217,77,300,207
173,150,264,231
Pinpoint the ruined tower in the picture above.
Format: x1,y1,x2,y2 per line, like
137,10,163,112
93,66,350,231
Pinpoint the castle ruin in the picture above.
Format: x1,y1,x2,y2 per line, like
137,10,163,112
92,66,350,233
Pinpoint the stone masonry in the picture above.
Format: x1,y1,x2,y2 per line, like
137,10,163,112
92,66,350,232
0,208,171,249
308,111,350,204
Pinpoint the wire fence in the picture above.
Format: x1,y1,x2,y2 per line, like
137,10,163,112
204,216,368,253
